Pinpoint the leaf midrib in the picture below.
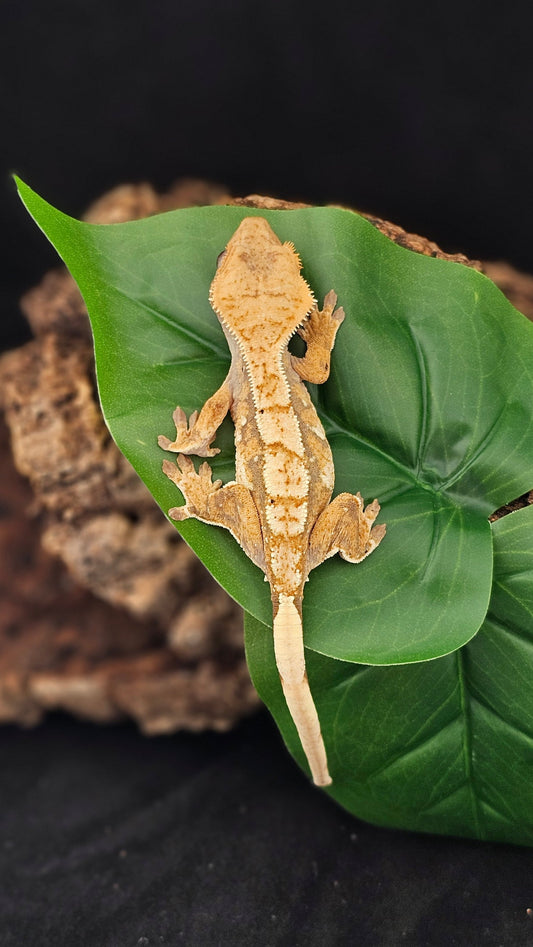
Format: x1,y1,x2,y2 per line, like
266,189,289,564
456,649,485,839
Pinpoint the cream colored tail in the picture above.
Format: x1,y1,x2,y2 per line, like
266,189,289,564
272,594,332,786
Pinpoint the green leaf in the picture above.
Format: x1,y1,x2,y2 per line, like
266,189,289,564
16,177,533,664
245,506,533,844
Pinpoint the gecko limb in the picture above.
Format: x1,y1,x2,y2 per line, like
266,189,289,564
158,381,232,458
162,455,266,570
308,492,386,570
292,290,345,384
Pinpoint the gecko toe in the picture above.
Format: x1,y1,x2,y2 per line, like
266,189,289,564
162,458,178,478
365,499,381,522
371,524,387,544
177,454,194,473
172,406,187,426
168,505,189,521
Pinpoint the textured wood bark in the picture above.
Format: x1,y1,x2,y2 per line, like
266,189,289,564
1,179,531,731
0,414,258,731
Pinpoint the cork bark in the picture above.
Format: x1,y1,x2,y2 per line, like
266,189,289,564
1,179,531,731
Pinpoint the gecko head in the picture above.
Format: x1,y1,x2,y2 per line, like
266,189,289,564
209,217,316,345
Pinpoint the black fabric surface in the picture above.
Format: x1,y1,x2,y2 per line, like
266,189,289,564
2,3,533,944
2,3,533,352
2,712,533,947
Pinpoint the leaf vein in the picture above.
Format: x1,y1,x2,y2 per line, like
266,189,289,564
364,713,463,781
108,282,228,359
456,651,485,839
470,692,533,745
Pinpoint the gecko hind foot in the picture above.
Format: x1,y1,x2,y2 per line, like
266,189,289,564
308,492,386,569
162,454,222,520
335,493,386,563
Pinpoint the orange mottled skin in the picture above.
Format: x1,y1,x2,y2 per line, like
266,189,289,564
159,218,385,785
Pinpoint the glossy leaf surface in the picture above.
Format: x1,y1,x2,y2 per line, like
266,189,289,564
16,178,533,664
246,507,533,844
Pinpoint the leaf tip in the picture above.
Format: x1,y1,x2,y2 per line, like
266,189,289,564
12,174,35,207
12,176,83,261
12,175,54,229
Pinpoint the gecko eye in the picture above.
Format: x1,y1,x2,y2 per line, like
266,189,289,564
216,249,228,269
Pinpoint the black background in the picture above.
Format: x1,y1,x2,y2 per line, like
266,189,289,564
2,3,533,944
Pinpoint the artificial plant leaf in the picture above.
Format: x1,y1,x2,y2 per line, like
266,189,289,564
245,505,533,845
16,178,533,664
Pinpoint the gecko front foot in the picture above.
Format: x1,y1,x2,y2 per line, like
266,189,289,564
293,291,345,384
158,406,220,458
299,290,345,342
162,454,222,521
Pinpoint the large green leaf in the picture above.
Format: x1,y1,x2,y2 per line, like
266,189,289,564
245,506,533,844
16,178,533,665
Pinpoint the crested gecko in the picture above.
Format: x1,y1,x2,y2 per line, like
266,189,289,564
158,217,385,786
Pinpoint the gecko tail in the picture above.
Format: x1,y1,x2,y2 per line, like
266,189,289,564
273,594,332,787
